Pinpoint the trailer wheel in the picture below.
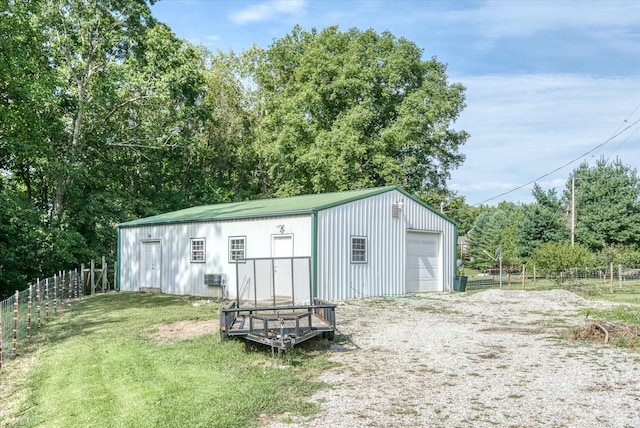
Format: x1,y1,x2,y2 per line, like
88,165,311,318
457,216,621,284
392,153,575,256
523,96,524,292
327,331,334,341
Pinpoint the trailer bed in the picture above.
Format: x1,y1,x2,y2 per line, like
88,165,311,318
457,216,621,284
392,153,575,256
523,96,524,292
220,299,336,350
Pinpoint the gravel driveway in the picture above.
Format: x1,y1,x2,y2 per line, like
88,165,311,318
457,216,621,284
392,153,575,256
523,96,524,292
267,289,640,428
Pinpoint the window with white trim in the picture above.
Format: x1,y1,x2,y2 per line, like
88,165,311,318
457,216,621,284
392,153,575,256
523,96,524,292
229,236,246,262
351,236,367,263
191,238,205,263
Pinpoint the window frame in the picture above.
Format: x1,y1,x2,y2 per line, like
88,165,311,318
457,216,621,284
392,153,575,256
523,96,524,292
190,238,205,263
350,236,368,264
229,236,246,263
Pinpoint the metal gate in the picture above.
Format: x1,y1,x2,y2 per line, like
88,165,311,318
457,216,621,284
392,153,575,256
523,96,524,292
235,257,312,306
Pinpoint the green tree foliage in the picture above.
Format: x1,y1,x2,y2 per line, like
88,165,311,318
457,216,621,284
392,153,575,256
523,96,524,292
243,25,468,196
518,184,569,260
530,242,593,271
594,244,640,266
0,0,62,204
1,0,267,297
467,204,522,269
41,0,158,222
567,158,640,251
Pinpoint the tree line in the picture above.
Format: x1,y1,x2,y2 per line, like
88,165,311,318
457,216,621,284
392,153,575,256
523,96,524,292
2,1,638,298
1,0,468,297
463,159,640,273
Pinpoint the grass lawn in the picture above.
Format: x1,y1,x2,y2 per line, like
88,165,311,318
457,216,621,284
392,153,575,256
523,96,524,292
1,293,332,428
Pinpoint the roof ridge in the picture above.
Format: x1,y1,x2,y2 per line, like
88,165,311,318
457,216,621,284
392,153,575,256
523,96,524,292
118,186,399,228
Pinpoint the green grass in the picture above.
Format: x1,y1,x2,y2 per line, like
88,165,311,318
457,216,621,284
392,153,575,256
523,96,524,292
581,305,640,326
464,272,640,305
1,293,332,428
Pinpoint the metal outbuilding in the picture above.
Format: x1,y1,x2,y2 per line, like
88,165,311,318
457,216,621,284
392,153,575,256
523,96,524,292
117,186,458,301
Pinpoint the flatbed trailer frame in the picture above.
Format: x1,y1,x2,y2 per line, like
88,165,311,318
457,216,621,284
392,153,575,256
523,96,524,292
219,299,336,350
219,257,337,350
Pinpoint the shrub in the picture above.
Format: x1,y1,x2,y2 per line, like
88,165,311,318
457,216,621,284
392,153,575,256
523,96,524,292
530,242,593,272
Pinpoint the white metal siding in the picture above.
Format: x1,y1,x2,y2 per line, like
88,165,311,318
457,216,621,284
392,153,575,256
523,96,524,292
316,189,456,300
119,216,312,298
119,188,456,301
316,191,405,301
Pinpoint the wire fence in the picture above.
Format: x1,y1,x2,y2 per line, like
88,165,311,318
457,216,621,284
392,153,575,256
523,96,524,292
465,264,640,292
0,270,83,369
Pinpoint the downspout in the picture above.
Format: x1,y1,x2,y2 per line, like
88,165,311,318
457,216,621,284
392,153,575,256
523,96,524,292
453,222,459,291
116,227,121,291
311,210,318,299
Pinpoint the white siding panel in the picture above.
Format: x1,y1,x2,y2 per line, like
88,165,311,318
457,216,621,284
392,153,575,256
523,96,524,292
119,188,457,301
315,189,456,299
119,216,312,298
317,191,405,301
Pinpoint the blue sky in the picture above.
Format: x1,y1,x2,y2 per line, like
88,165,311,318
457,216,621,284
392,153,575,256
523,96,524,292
151,0,640,205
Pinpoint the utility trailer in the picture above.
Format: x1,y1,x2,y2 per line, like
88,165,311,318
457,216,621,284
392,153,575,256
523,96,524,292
219,257,337,351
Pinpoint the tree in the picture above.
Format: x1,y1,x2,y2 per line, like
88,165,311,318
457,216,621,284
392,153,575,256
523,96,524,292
243,25,468,196
518,184,569,260
530,242,593,272
466,203,523,269
567,158,640,251
0,0,62,205
41,0,158,224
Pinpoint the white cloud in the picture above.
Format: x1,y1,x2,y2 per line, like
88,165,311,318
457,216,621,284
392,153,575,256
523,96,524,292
449,73,640,205
230,0,305,25
445,1,639,44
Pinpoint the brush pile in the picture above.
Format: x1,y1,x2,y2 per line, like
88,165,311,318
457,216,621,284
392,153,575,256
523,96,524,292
573,319,638,346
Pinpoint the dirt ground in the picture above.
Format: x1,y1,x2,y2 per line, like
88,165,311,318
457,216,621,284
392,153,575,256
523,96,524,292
147,319,219,343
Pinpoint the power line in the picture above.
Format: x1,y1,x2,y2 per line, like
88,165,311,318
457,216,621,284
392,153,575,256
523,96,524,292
472,114,640,206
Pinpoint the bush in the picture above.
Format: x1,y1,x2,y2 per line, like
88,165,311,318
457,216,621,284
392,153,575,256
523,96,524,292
530,242,593,272
594,244,640,266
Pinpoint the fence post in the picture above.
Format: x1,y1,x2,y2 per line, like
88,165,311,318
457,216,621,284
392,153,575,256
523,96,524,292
28,285,32,339
80,263,85,297
102,256,108,292
53,274,58,314
609,262,614,294
13,290,18,357
61,271,65,307
37,278,41,328
75,268,79,299
45,278,49,321
521,265,526,289
91,259,95,295
618,264,623,288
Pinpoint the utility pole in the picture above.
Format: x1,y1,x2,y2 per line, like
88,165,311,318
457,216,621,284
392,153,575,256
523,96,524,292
571,176,575,247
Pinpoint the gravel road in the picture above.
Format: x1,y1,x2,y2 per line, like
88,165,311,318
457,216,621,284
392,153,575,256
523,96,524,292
267,289,640,428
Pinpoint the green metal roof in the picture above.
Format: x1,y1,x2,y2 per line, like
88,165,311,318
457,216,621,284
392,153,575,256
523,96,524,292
118,186,398,228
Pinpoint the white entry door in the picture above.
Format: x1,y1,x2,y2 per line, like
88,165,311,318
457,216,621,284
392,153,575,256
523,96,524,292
406,232,440,292
141,241,161,289
272,235,293,297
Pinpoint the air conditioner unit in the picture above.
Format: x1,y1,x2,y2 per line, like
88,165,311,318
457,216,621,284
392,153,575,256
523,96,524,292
204,273,226,286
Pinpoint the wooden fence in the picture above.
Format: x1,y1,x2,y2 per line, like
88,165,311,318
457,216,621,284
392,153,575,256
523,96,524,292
465,263,640,292
0,258,116,370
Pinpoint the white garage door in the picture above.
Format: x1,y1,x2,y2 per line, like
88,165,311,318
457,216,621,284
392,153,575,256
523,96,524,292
406,231,441,292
